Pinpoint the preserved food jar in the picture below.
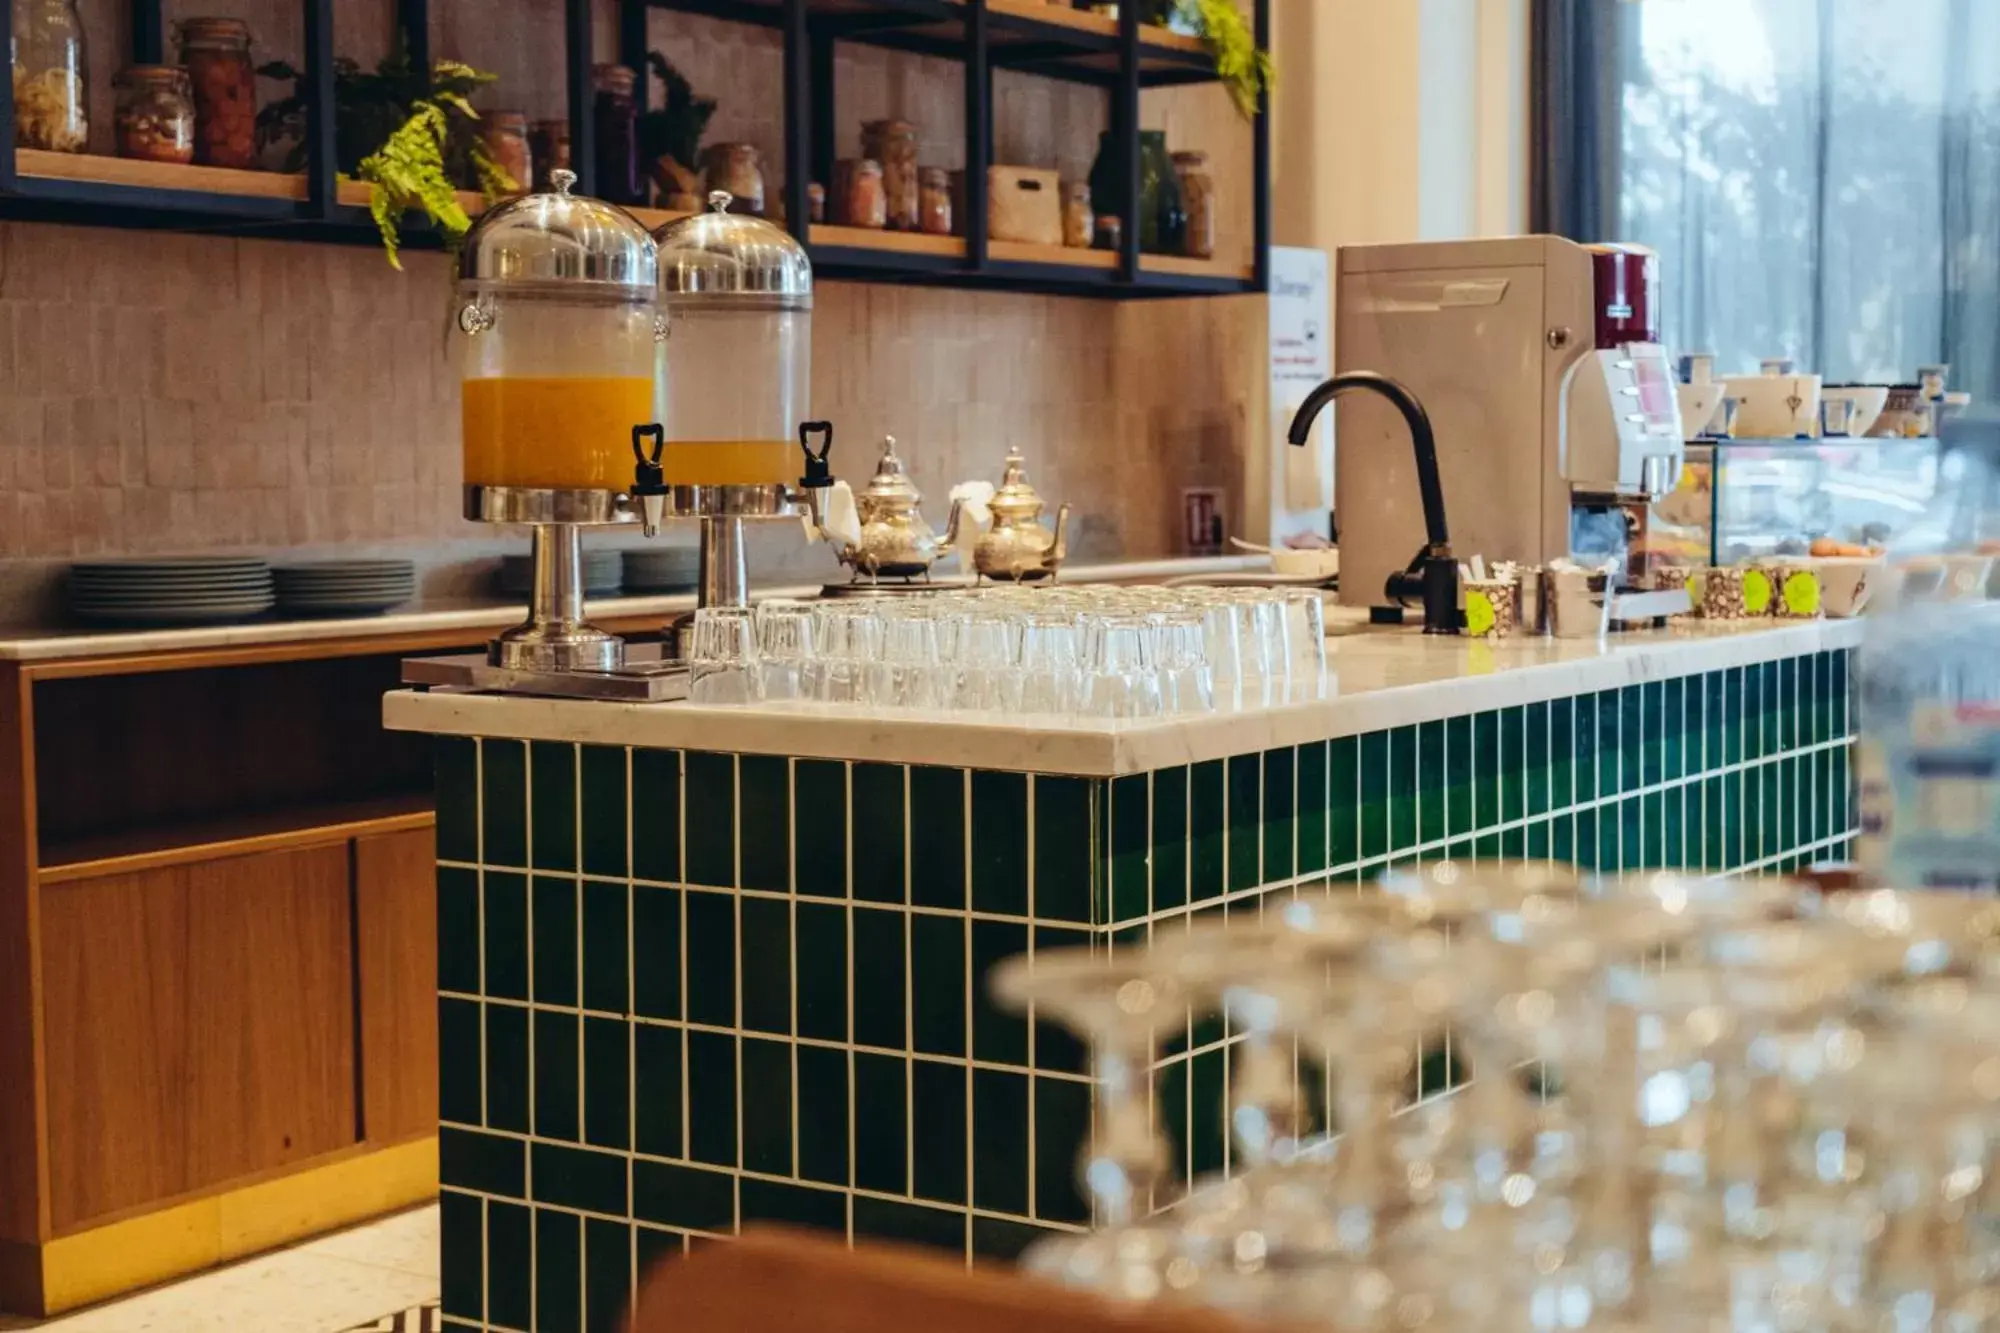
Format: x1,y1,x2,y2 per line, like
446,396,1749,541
653,192,813,488
179,17,256,168
862,118,918,230
918,166,952,236
13,0,88,153
453,170,661,493
1062,181,1093,248
834,157,884,228
592,64,642,205
114,64,194,164
1172,149,1214,259
530,119,570,190
700,142,765,216
482,110,532,195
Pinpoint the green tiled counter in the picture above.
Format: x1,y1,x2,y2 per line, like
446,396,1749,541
385,619,1861,1333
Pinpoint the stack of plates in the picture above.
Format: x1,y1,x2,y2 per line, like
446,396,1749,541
623,546,700,592
497,551,622,598
68,557,275,625
273,560,417,616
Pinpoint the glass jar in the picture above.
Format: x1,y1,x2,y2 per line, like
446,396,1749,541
114,65,194,164
179,17,256,168
1062,181,1093,248
918,166,952,235
862,118,919,231
13,0,88,153
482,110,532,196
454,170,661,494
834,157,884,228
653,193,813,488
1088,130,1186,254
592,64,642,205
1172,149,1214,259
529,119,570,191
700,143,765,216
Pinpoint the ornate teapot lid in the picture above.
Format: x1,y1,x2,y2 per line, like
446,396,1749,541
859,436,923,509
990,449,1046,518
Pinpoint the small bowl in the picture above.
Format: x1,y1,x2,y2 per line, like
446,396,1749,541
1271,547,1340,579
1723,373,1821,438
1819,384,1889,437
1809,555,1882,617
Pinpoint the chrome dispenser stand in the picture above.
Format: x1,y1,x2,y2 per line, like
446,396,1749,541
467,485,631,672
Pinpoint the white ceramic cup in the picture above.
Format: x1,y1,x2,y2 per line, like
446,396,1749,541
1820,385,1889,438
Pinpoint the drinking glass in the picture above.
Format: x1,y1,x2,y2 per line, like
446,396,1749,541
870,610,945,709
1282,590,1328,689
1079,614,1163,720
952,613,1022,712
754,600,815,701
688,605,757,705
809,604,880,703
1155,612,1214,714
1019,612,1081,715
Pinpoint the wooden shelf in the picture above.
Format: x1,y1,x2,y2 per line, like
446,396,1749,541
39,794,434,884
989,237,1116,268
982,0,1206,54
18,148,300,198
1141,252,1256,280
810,224,967,256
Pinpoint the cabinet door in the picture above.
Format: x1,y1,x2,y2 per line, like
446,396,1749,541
41,844,358,1232
355,827,438,1143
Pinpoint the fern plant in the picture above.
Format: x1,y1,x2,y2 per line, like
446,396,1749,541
1170,0,1272,120
356,86,512,269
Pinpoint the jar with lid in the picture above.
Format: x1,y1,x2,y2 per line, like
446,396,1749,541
592,64,642,205
652,192,813,488
1062,181,1093,248
13,0,88,153
700,143,766,216
833,157,884,228
1172,150,1214,259
453,169,662,494
482,110,532,195
529,120,570,190
861,119,919,230
918,167,952,236
114,65,194,164
179,17,256,168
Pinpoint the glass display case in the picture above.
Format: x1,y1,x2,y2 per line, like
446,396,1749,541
1644,436,1943,566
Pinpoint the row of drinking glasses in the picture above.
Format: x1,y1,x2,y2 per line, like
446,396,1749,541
992,866,2000,1332
685,585,1329,717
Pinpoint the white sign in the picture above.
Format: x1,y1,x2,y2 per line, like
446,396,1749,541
1267,246,1332,545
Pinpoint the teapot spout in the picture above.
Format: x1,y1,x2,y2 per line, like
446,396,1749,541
937,496,966,561
1049,502,1071,568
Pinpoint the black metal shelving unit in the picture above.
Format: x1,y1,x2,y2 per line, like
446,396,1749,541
0,0,1268,298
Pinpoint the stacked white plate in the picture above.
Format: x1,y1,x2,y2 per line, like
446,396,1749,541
622,546,700,592
68,557,275,625
273,560,417,616
497,551,622,598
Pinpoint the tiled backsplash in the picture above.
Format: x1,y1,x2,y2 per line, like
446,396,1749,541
429,650,1854,1333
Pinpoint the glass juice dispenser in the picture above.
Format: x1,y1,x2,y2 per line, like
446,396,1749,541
455,169,659,673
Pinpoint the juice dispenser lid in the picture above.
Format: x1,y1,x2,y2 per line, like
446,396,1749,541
457,169,657,292
653,192,812,310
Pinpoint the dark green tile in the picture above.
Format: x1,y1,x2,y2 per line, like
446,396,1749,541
1643,791,1664,868
1763,760,1784,859
1500,823,1526,858
533,1008,580,1141
1572,694,1598,806
1742,764,1764,864
1663,786,1686,870
1704,672,1726,773
633,1023,683,1160
1601,803,1625,872
631,885,681,1021
633,1160,734,1232
1702,774,1727,870
852,906,907,1051
1526,818,1550,860
1473,711,1501,828
1600,690,1625,797
911,913,965,1058
631,749,680,884
1549,698,1576,813
1262,748,1296,884
1152,765,1189,910
635,1228,679,1283
1189,1047,1226,1179
532,742,578,873
1743,667,1765,763
740,1178,845,1235
483,739,528,868
796,1043,849,1187
854,1197,963,1253
1328,737,1358,867
854,762,905,906
1416,721,1445,843
532,875,578,1008
584,1217,632,1333
795,759,848,900
486,1002,528,1133
1030,923,1092,1076
685,890,735,1028
686,1031,737,1167
1359,731,1389,861
582,880,628,1015
972,920,1032,1064
483,871,528,1002
440,1190,483,1321
1500,708,1526,824
972,1068,1030,1215
973,1216,1057,1262
1619,686,1644,794
487,1201,531,1331
1551,812,1574,863
439,998,482,1126
741,1036,793,1177
583,1016,628,1151
911,1059,967,1205
739,755,790,892
740,896,792,1036
1033,1076,1092,1224
1663,678,1686,782
1110,775,1149,923
436,737,478,864
1035,775,1097,923
854,1052,907,1195
1387,726,1418,853
1526,702,1552,818
536,1209,581,1333
580,746,627,880
684,752,735,888
909,764,965,910
1574,802,1598,868
1190,759,1225,902
1833,650,1851,737
1445,714,1476,837
438,866,480,995
1640,683,1664,789
1297,740,1328,874
795,901,847,1043
441,1126,525,1196
972,771,1029,915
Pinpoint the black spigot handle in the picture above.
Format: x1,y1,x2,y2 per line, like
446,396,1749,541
631,423,666,495
798,420,833,489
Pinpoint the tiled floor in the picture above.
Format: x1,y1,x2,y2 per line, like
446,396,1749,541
0,1206,441,1333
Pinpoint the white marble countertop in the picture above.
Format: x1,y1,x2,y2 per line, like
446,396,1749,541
0,555,1264,663
383,616,1864,777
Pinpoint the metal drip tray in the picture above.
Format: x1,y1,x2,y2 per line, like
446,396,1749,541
404,651,690,702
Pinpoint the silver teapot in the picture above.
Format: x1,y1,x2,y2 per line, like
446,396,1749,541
973,449,1070,582
833,436,965,580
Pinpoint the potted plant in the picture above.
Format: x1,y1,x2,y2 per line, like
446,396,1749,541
637,51,716,212
1141,0,1272,119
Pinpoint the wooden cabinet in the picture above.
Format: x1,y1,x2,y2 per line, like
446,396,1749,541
355,827,438,1145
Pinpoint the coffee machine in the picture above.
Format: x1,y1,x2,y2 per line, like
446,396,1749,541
1330,236,1684,618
